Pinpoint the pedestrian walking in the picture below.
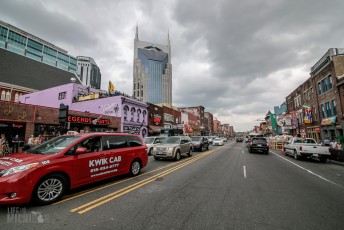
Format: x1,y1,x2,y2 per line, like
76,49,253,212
12,134,20,153
0,134,10,156
27,135,35,147
332,140,338,149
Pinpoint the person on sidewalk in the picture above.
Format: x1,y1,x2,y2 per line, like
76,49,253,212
330,140,338,149
12,134,20,153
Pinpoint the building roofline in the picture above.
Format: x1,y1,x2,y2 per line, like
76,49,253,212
0,19,69,54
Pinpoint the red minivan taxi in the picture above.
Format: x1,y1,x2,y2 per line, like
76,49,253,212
0,133,148,205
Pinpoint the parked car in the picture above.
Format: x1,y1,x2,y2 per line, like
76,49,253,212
213,138,224,146
143,136,166,155
284,138,330,162
191,136,209,151
222,137,228,142
0,132,148,205
248,137,269,154
207,136,214,144
153,136,192,160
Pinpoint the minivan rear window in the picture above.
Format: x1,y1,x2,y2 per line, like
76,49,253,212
127,136,144,147
102,136,128,150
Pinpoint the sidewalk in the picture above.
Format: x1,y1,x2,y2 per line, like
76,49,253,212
271,148,344,166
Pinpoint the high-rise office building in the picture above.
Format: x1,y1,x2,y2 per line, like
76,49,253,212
0,19,82,103
133,26,172,105
77,56,101,89
0,20,77,73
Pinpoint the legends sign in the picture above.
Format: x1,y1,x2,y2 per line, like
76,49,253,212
67,115,110,125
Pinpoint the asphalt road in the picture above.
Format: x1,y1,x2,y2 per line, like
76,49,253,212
1,140,344,230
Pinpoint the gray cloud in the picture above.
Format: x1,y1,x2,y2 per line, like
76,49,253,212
1,0,344,131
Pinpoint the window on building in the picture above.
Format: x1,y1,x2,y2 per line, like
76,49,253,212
318,82,321,95
310,87,314,99
14,93,19,102
325,102,332,117
1,91,6,100
164,114,173,122
313,106,317,121
297,95,301,107
328,75,333,89
320,104,325,118
123,105,129,121
5,91,11,101
332,99,337,116
321,79,327,93
58,92,67,100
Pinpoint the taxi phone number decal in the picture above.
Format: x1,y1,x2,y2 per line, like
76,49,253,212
89,156,122,177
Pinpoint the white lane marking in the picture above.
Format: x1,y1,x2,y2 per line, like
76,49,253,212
242,150,244,153
271,151,342,187
243,166,246,178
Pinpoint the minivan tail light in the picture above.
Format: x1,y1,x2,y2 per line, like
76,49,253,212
300,146,302,151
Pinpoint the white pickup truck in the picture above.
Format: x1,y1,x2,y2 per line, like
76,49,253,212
284,138,330,162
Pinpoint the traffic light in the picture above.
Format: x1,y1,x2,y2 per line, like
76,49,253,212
59,103,69,123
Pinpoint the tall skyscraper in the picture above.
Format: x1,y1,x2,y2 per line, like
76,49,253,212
133,26,172,105
77,56,101,89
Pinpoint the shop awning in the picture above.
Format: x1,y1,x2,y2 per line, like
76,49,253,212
321,116,336,126
149,126,163,133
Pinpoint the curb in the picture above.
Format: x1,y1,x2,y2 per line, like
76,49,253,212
328,159,344,166
271,149,344,166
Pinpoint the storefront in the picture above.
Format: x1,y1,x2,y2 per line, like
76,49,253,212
306,126,320,142
0,122,26,146
66,115,116,133
0,101,120,145
0,101,35,144
148,125,164,136
320,116,342,141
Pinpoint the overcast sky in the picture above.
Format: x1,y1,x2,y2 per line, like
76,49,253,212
2,0,344,131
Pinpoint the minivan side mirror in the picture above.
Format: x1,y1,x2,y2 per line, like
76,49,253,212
75,147,88,154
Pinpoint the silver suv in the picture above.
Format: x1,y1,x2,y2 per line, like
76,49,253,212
153,136,192,161
143,136,166,155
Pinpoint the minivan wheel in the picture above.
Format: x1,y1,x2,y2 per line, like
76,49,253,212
175,150,181,161
32,173,67,205
148,148,153,156
130,160,141,176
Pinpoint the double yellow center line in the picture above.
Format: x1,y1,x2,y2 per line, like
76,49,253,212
69,149,219,214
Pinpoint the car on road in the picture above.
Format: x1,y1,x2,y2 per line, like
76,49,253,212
0,132,148,205
206,136,214,144
236,137,244,142
213,138,224,146
143,136,166,155
248,137,269,154
191,136,209,151
222,137,228,142
153,136,192,160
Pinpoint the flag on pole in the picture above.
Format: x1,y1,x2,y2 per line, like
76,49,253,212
109,81,115,94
